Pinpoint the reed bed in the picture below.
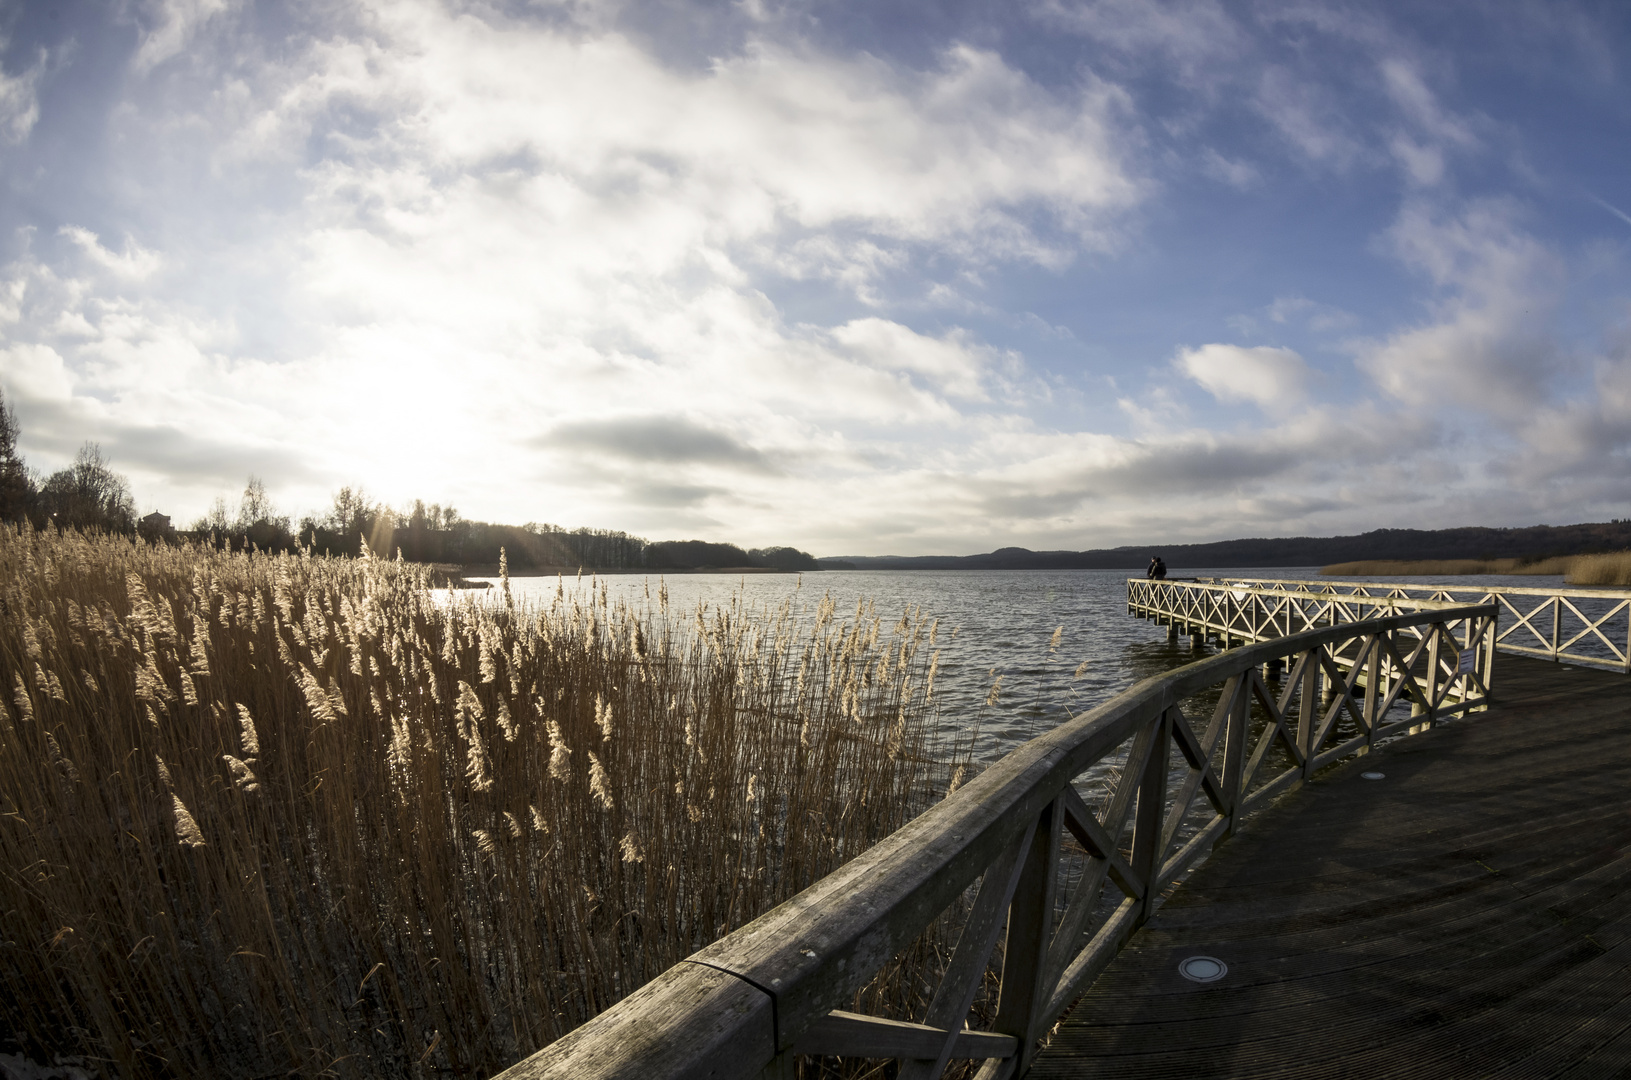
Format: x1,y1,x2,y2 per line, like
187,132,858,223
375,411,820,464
1321,553,1631,585
1561,551,1631,586
0,527,968,1078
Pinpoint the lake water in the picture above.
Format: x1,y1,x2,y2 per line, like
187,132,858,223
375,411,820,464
463,567,1339,765
452,565,1592,770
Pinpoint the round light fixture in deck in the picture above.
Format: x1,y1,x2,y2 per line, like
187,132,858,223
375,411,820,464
1178,956,1227,983
1361,771,1385,780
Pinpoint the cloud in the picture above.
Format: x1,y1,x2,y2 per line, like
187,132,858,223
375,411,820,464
0,44,45,143
1254,66,1362,169
1357,199,1562,415
59,227,164,280
828,318,998,401
539,415,776,473
1264,295,1356,332
0,0,1157,539
1378,58,1477,152
1034,0,1245,90
1175,343,1308,406
134,0,242,72
1496,337,1631,489
1200,148,1259,190
240,10,1145,282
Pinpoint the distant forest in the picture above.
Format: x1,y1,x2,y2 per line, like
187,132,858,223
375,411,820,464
820,521,1631,572
0,390,820,573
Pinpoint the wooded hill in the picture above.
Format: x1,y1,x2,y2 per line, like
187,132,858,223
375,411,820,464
817,520,1631,572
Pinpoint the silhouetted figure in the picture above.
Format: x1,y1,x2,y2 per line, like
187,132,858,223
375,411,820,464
1148,556,1168,580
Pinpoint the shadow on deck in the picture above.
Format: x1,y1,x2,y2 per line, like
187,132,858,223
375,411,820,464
1031,655,1631,1079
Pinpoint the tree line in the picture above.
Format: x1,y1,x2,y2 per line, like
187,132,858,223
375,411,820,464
0,395,139,534
0,389,819,572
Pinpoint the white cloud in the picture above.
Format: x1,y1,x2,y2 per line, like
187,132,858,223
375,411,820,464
1175,343,1308,407
1378,58,1477,151
1389,135,1445,186
134,0,241,72
828,318,998,401
1035,0,1245,89
1357,200,1562,415
1200,148,1259,190
0,0,1146,535
234,10,1144,282
1254,66,1361,169
0,45,45,143
59,227,164,281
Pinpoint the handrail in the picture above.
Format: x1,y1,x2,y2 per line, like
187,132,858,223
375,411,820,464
499,602,1497,1080
1196,575,1631,600
1162,576,1630,673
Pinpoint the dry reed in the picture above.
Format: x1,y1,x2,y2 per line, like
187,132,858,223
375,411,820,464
0,527,968,1077
1321,553,1631,585
1561,551,1631,586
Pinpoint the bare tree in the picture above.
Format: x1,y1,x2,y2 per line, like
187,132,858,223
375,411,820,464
38,443,136,533
191,496,232,533
236,476,274,530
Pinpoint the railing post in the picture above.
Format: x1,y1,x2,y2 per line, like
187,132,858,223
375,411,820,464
1552,596,1561,662
1131,709,1173,923
1425,623,1442,723
1222,676,1249,837
993,796,1062,1077
1364,636,1381,747
1299,650,1318,778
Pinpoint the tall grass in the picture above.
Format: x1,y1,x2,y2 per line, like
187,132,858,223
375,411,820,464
1321,553,1631,585
1562,551,1631,586
0,527,967,1077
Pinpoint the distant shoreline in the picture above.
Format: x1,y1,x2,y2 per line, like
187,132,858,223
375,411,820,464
817,520,1631,572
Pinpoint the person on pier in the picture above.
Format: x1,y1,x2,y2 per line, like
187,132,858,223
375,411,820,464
1147,556,1168,580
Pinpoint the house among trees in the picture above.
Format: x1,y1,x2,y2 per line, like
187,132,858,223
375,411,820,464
139,511,173,539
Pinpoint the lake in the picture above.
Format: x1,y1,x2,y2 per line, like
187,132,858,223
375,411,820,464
463,566,1512,765
466,566,1581,763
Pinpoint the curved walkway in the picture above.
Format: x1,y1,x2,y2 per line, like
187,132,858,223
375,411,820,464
1032,655,1631,1079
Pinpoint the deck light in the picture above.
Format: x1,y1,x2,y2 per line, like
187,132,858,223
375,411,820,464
1178,956,1227,982
1361,771,1385,780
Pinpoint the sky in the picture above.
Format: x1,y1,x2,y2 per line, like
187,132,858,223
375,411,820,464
0,0,1629,556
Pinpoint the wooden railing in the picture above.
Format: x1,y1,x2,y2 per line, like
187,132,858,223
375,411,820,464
498,602,1496,1080
1127,578,1500,701
1159,576,1630,674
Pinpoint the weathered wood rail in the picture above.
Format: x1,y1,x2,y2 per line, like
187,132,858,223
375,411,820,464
498,601,1497,1080
1132,576,1631,673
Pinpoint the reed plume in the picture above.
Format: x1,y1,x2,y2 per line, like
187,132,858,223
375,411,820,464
0,525,964,1078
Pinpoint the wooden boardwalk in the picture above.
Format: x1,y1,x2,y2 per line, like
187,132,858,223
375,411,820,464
1032,655,1631,1079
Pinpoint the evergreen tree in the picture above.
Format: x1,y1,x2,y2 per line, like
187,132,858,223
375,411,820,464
0,387,33,523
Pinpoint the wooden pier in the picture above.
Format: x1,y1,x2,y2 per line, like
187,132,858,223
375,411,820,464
1032,654,1631,1078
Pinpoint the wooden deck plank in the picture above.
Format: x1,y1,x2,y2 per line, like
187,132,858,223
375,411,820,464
1030,656,1631,1079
